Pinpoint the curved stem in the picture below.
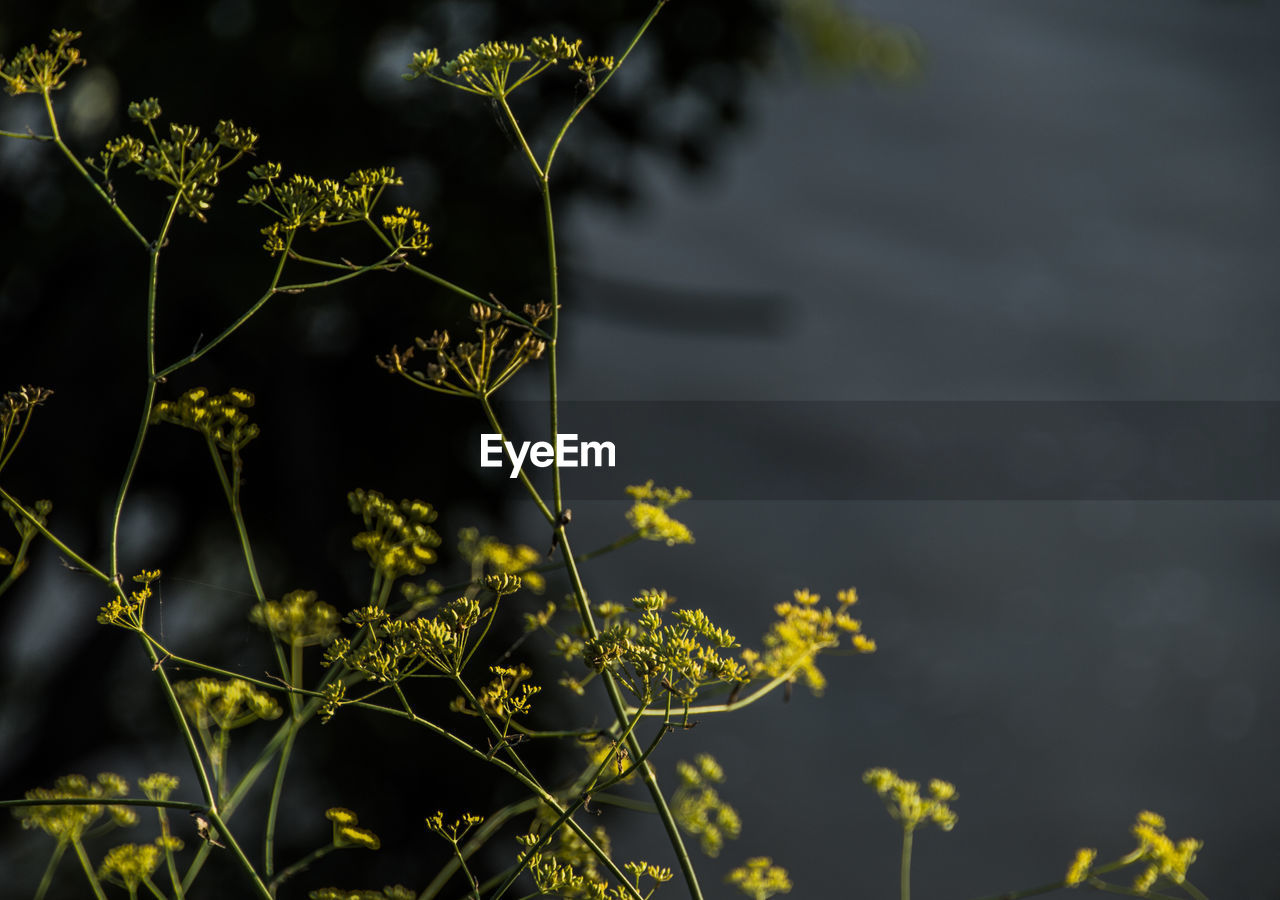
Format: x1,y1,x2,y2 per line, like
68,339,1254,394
40,91,149,248
205,809,273,900
543,1,668,179
32,840,67,900
107,190,181,579
351,696,643,900
155,234,294,381
0,487,110,585
415,798,540,900
71,839,109,900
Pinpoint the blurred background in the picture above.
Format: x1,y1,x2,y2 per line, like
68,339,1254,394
2,0,1278,898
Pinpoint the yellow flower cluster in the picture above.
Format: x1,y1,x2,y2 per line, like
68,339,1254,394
742,588,874,696
326,807,382,850
404,34,595,99
249,589,340,647
625,481,694,546
673,754,742,857
459,527,545,593
862,768,958,832
242,164,403,254
137,772,179,802
1130,810,1201,892
424,810,483,844
151,387,259,453
348,489,441,583
1065,847,1096,886
309,887,414,900
98,843,161,892
0,30,84,96
14,773,135,842
473,664,541,717
725,857,792,900
174,678,282,730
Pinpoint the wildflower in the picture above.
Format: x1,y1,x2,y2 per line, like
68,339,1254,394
726,857,792,900
1065,847,1096,886
625,482,694,545
98,844,161,892
863,768,958,832
249,589,340,647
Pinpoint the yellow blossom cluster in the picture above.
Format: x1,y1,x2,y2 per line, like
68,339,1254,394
249,588,340,647
742,588,874,696
862,767,958,832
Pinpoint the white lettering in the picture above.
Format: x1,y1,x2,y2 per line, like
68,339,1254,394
529,441,555,468
482,433,616,478
557,433,578,467
505,439,531,478
480,434,504,467
580,440,615,468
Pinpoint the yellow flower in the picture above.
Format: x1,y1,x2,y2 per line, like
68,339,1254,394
1065,847,1096,886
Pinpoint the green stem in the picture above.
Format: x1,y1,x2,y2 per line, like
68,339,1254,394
415,798,540,900
156,808,186,900
348,696,642,900
71,839,110,900
557,531,705,900
267,843,336,894
32,840,66,900
155,235,294,381
264,643,304,877
0,487,111,587
479,398,555,524
40,90,149,248
203,438,293,684
901,825,913,900
205,809,273,900
137,632,219,810
0,797,206,812
0,128,54,141
542,0,668,178
1182,880,1211,900
108,190,182,580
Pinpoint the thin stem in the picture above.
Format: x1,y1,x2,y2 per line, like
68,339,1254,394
556,530,705,900
0,487,111,587
137,632,219,810
625,660,828,717
348,697,643,900
0,797,206,812
479,398,554,524
155,235,294,381
203,438,293,684
268,843,336,894
901,825,913,900
415,798,540,900
108,190,181,579
264,643,304,876
205,809,273,900
0,128,54,140
33,841,67,900
71,839,110,900
542,0,668,178
40,90,149,248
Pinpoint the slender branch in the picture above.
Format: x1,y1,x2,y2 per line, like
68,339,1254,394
40,90,149,248
416,798,540,900
1,485,112,587
155,234,295,381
